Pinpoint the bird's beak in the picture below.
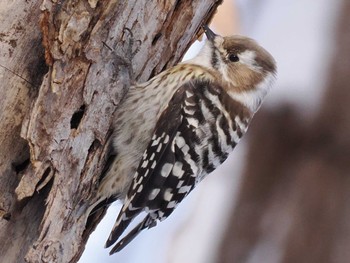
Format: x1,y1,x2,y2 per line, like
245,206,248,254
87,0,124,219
202,25,217,42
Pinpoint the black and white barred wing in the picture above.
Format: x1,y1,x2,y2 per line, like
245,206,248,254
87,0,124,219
106,84,185,253
106,80,251,254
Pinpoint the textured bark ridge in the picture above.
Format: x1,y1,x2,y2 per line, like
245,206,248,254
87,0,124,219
0,0,222,262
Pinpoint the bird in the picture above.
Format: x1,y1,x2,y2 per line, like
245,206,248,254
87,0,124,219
92,25,276,254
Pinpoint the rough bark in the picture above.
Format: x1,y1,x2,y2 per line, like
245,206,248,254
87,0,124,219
217,0,350,262
0,0,222,262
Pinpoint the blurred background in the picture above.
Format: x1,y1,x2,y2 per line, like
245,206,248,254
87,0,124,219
80,0,350,262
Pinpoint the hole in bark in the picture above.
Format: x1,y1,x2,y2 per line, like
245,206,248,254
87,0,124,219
152,32,162,46
70,104,86,129
36,167,52,190
10,168,53,223
2,212,11,221
13,158,30,173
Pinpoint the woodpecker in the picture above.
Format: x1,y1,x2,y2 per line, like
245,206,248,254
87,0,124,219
93,26,276,254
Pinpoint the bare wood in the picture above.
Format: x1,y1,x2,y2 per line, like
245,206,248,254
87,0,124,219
0,0,47,261
0,0,222,262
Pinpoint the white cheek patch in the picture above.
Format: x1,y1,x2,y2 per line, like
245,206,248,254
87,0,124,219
228,72,276,112
239,50,261,71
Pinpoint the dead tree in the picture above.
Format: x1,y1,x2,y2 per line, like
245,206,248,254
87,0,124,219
0,1,222,262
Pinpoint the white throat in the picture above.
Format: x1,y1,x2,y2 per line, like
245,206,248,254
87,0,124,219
228,72,276,112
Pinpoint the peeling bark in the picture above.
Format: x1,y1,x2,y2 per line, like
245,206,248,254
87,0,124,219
0,0,222,262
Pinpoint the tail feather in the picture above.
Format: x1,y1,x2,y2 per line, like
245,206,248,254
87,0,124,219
105,212,135,248
109,214,157,254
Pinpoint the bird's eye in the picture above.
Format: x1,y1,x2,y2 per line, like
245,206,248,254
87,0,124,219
228,54,239,62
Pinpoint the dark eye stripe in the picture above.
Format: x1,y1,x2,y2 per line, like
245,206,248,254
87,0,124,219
211,49,219,69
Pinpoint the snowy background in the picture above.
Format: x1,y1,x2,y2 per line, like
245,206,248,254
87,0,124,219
79,0,341,262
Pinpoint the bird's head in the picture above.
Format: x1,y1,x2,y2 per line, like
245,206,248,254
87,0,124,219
187,26,277,111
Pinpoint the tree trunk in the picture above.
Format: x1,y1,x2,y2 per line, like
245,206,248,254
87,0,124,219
0,1,222,262
217,0,350,262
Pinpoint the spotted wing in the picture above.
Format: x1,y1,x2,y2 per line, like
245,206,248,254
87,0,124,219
106,79,250,253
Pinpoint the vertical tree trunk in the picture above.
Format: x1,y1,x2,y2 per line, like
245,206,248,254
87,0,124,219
217,0,350,262
0,1,222,262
